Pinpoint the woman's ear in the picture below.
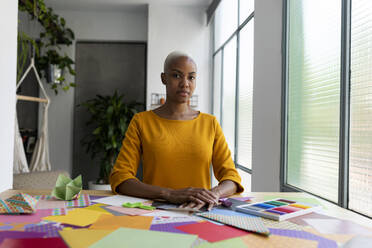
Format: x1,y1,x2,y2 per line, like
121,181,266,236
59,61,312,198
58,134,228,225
161,73,166,85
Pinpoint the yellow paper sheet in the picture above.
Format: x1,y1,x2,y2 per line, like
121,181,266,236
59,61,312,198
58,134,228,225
89,215,153,230
241,234,318,248
42,208,109,227
83,204,111,214
59,229,113,248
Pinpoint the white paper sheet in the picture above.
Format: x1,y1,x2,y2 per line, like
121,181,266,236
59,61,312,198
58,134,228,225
91,195,148,206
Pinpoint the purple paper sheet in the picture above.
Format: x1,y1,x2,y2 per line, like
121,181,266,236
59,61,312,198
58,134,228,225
150,221,197,234
25,223,63,237
0,231,46,244
88,195,107,202
269,228,338,248
231,196,253,202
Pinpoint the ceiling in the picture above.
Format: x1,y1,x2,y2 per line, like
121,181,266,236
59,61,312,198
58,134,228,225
46,0,213,12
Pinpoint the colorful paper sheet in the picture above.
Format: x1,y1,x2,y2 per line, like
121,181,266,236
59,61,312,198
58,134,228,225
175,221,249,242
89,227,198,248
65,194,91,207
42,208,108,227
0,237,68,248
89,215,153,230
241,233,318,248
208,208,256,217
197,212,270,236
194,237,248,248
151,216,203,225
261,218,305,231
269,228,338,248
0,231,46,244
303,226,355,244
150,221,197,234
105,205,156,216
0,209,54,223
59,229,113,248
0,193,38,214
303,218,372,235
144,209,195,217
52,174,82,201
25,222,63,237
91,195,148,206
0,222,37,231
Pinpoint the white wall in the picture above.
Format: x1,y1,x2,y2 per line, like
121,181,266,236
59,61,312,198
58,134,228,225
251,0,283,191
0,0,18,192
147,4,211,113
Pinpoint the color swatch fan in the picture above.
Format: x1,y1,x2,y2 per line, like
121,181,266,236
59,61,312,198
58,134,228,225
236,198,322,221
0,193,38,214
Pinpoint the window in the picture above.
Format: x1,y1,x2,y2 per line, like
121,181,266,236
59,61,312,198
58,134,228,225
284,0,372,217
212,0,254,191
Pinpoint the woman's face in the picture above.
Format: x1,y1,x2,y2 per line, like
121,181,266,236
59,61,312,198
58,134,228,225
161,56,197,104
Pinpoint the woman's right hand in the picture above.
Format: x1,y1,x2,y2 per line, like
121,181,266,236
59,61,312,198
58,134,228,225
164,187,219,210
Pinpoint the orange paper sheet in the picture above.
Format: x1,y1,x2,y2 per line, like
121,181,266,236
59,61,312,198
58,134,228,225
89,215,153,230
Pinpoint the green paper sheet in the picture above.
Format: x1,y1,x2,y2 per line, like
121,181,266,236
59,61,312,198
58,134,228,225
262,196,326,209
89,227,197,248
52,174,82,200
195,237,247,248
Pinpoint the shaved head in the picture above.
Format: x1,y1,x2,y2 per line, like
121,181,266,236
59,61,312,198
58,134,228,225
163,51,196,72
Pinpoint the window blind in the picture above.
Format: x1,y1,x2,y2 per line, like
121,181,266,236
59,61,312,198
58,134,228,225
237,21,254,169
349,0,372,217
286,0,341,202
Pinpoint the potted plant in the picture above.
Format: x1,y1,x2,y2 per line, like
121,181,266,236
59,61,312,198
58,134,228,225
81,91,142,190
18,0,76,94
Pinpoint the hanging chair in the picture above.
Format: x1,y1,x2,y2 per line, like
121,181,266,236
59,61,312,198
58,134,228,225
14,57,51,173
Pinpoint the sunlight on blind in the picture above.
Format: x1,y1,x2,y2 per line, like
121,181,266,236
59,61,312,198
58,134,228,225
222,36,237,158
214,0,238,50
349,0,372,217
213,52,222,123
287,0,341,202
237,21,254,169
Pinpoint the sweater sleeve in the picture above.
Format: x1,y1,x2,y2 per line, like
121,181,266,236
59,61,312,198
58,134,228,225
110,114,142,193
211,117,244,193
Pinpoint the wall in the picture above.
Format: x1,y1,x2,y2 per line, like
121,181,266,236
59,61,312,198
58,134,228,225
0,0,18,192
147,4,211,113
251,0,283,191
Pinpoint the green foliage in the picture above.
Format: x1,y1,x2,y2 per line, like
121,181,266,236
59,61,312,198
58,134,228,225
18,0,76,94
81,91,143,184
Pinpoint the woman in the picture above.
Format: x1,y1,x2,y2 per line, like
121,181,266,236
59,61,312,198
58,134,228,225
110,51,243,210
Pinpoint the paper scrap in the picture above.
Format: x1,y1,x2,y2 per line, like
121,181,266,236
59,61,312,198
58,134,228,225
241,233,318,248
143,209,194,218
105,205,155,216
89,215,153,230
65,194,91,208
269,228,338,248
25,222,63,237
91,195,148,206
0,231,46,244
0,237,68,248
0,193,38,214
0,209,54,223
59,229,113,248
150,221,197,234
89,227,198,248
194,237,248,247
303,218,372,236
52,174,82,201
175,221,250,242
151,215,203,225
42,208,109,227
197,213,270,236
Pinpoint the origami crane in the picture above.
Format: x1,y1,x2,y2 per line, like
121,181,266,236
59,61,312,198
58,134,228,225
0,193,38,214
51,174,82,201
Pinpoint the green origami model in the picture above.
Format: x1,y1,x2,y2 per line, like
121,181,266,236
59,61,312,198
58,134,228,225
52,174,82,200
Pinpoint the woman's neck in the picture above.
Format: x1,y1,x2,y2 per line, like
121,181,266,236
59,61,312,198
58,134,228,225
154,101,198,120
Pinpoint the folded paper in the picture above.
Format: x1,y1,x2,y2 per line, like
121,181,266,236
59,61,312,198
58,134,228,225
52,174,82,200
0,193,38,214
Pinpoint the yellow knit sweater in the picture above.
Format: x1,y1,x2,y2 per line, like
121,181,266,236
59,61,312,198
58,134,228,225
110,110,244,193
